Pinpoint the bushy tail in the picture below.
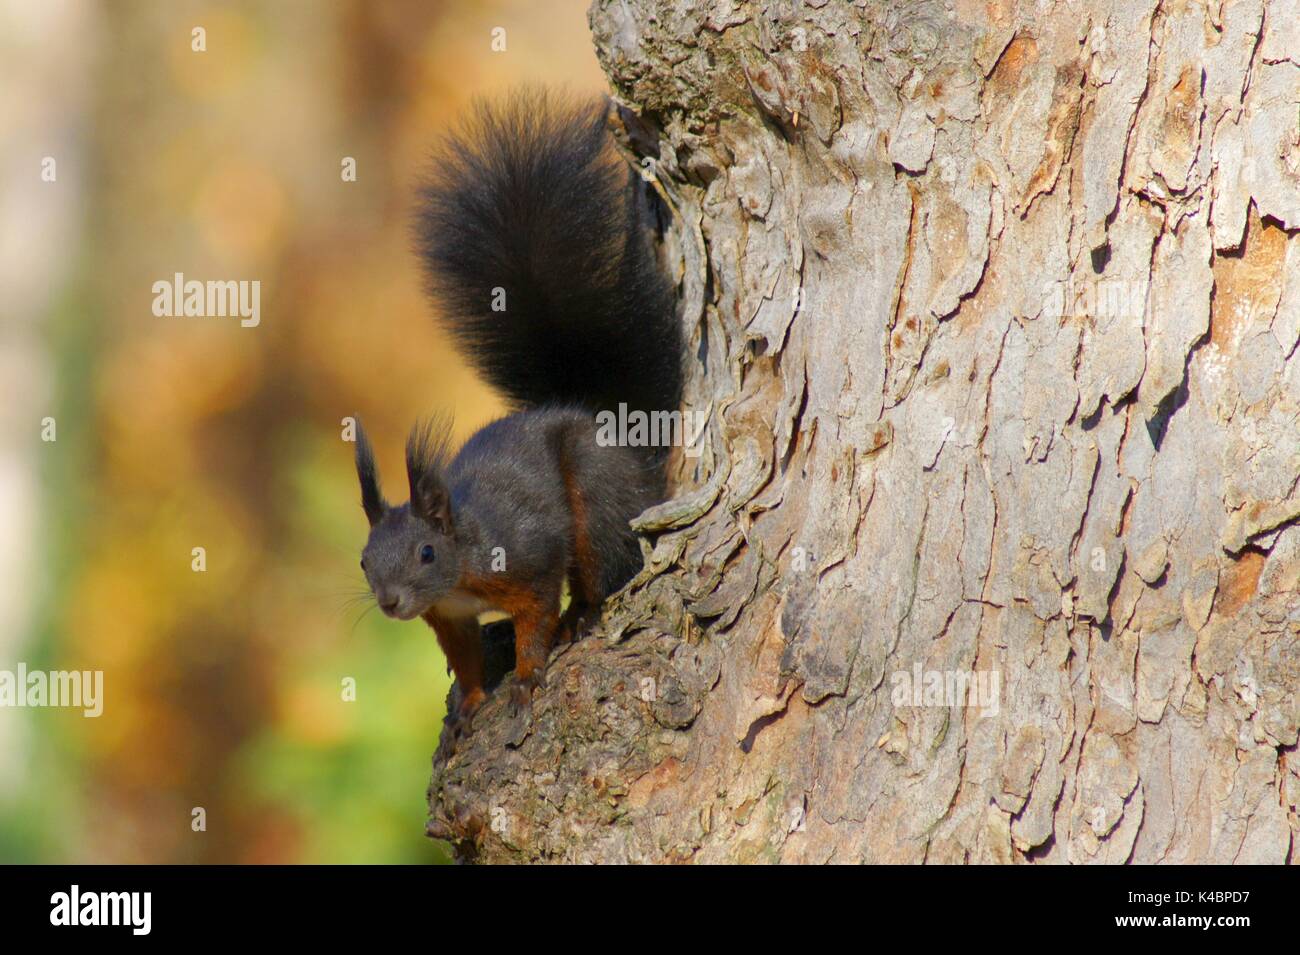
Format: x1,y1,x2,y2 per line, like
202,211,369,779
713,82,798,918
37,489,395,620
414,89,681,417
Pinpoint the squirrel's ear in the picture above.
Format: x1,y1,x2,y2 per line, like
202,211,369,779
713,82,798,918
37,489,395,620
406,418,453,533
354,421,388,527
410,471,452,533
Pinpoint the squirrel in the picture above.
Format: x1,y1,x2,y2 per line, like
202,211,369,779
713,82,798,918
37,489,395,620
352,90,682,734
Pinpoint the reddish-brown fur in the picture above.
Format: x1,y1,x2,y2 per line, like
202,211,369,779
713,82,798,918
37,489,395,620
456,571,562,695
559,457,601,642
421,607,486,721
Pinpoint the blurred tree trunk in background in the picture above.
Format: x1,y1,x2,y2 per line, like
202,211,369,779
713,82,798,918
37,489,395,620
0,2,88,835
428,0,1300,862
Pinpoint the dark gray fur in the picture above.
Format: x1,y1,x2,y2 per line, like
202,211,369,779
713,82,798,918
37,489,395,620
355,90,682,626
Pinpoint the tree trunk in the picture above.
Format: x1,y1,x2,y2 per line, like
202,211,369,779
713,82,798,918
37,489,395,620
427,0,1300,863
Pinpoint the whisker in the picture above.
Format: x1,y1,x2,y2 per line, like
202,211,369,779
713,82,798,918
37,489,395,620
334,591,375,615
346,601,379,638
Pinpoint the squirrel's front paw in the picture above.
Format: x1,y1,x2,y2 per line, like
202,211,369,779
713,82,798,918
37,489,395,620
448,687,486,738
506,667,545,720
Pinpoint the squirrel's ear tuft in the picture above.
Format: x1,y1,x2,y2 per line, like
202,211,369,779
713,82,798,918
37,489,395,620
406,416,454,533
354,420,388,526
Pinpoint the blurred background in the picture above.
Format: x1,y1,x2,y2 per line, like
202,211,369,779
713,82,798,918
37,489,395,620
0,0,605,863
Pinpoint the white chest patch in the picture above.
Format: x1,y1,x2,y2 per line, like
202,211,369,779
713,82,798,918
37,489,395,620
431,591,500,622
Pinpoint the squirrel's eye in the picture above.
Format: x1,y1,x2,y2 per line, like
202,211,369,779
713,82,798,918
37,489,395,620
359,558,366,571
420,544,435,563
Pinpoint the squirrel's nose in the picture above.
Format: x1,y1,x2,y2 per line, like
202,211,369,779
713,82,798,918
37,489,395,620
377,590,400,614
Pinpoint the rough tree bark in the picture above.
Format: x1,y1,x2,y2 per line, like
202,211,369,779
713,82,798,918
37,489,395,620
427,0,1300,863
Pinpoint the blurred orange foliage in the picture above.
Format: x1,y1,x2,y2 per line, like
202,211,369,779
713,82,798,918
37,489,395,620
3,0,606,864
